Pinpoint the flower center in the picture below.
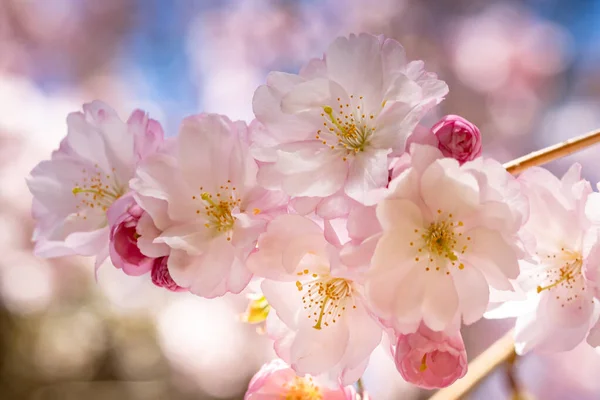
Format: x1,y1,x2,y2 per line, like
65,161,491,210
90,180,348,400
411,210,469,274
296,270,355,330
317,95,376,160
72,165,124,218
536,249,586,307
282,376,322,400
191,181,241,240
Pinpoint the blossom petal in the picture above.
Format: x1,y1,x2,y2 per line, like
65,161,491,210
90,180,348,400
262,279,303,328
326,33,383,114
290,321,349,376
155,223,209,254
451,264,490,325
376,197,423,232
466,228,520,289
280,78,331,114
420,158,479,217
247,214,325,279
345,149,391,204
421,272,459,332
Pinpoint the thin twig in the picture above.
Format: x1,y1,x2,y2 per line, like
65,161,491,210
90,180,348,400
505,350,520,397
503,128,600,175
428,329,516,400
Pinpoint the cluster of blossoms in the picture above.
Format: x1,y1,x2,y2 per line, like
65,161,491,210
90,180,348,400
27,33,600,396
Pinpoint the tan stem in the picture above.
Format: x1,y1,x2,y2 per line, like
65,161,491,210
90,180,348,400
429,329,516,400
503,128,600,175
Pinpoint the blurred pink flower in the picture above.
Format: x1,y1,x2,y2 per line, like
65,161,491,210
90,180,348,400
27,101,164,268
107,194,154,276
487,164,600,353
432,115,482,164
247,214,382,385
130,114,287,298
151,256,186,292
394,324,467,389
245,359,355,400
252,33,448,204
365,144,526,334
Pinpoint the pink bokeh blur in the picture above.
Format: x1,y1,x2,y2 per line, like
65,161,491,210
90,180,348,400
1,0,600,399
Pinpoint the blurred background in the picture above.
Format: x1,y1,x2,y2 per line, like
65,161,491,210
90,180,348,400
1,0,600,399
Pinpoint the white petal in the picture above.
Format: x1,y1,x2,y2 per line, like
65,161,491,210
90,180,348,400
247,214,325,279
290,321,349,376
156,223,209,254
261,279,304,328
280,78,331,114
451,264,490,325
326,33,383,114
376,197,423,232
466,228,520,289
420,158,479,217
384,72,423,104
345,149,391,204
421,271,459,331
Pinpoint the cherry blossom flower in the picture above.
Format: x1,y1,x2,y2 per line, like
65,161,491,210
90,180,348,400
432,115,482,164
486,165,600,353
245,359,355,400
364,144,526,334
247,214,382,385
130,113,287,298
27,101,164,267
252,33,448,204
394,323,468,389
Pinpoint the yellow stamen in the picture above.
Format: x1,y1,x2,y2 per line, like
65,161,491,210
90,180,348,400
420,354,428,371
299,274,353,330
283,376,322,400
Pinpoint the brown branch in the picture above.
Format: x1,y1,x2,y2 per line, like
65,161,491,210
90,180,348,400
429,329,516,400
503,128,600,175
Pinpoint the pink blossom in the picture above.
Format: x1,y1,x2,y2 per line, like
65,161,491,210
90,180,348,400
245,359,355,400
252,33,448,204
394,324,468,389
27,101,164,268
151,256,186,292
486,164,600,353
127,109,165,161
432,115,482,164
247,214,382,385
130,113,288,298
107,194,155,276
364,144,527,334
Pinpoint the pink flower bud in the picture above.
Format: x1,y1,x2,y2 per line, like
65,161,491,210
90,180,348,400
151,257,187,292
394,324,468,389
432,115,481,164
107,195,155,276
